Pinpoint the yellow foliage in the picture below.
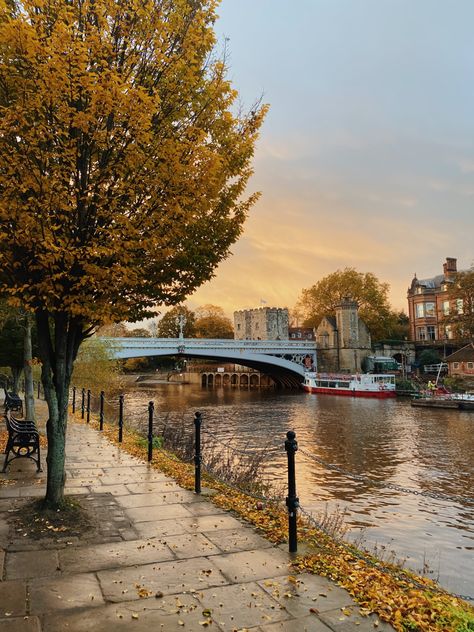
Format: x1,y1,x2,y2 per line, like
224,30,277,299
0,0,268,324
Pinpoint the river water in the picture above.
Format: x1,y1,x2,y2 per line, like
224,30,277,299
102,383,474,599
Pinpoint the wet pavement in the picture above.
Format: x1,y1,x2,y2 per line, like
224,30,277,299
0,412,394,631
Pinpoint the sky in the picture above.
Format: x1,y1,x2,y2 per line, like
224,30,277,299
187,0,474,318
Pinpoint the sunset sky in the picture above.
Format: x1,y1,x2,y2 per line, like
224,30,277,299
188,0,474,318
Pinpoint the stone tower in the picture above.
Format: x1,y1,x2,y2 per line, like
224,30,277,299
336,297,360,348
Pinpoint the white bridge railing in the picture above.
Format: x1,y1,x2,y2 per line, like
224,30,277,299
103,337,316,354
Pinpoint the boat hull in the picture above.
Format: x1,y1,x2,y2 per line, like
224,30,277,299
303,385,396,398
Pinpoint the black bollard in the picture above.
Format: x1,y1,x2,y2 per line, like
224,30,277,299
72,386,76,413
118,394,124,442
99,391,105,431
194,412,202,494
81,388,85,419
285,430,299,553
147,401,154,462
86,389,91,423
37,380,41,399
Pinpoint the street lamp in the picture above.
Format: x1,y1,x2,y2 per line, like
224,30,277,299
176,314,186,340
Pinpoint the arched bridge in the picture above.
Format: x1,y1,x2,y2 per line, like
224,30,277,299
102,338,317,387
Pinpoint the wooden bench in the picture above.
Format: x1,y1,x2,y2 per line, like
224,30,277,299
2,410,42,472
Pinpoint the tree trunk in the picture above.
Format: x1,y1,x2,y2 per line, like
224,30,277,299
11,366,22,393
23,314,35,421
35,311,85,508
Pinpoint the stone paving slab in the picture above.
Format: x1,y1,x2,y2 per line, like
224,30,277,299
257,574,354,615
97,556,230,602
210,548,290,583
29,572,105,614
41,596,221,632
0,617,42,632
0,580,27,616
0,418,394,631
203,527,273,553
58,537,175,573
195,581,291,629
124,502,195,522
165,532,222,559
5,550,60,580
257,617,332,631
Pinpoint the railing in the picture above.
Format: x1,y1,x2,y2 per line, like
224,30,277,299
423,363,448,373
102,337,316,352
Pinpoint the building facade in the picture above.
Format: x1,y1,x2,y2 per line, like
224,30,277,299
315,298,372,372
233,307,289,340
407,257,464,343
445,343,474,381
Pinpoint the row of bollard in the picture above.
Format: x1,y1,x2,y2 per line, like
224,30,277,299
192,410,299,553
71,387,299,553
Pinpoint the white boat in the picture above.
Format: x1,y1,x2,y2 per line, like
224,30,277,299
303,372,396,398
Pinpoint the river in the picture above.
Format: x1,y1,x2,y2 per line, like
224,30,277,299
99,382,474,599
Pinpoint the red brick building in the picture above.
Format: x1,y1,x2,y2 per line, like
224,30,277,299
407,257,465,344
445,343,474,378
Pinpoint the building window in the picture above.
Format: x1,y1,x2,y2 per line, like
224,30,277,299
442,301,450,316
456,299,464,314
444,325,453,340
417,327,426,341
416,287,423,294
237,324,241,331
427,326,436,340
453,362,459,369
468,362,474,369
415,304,424,318
425,302,435,317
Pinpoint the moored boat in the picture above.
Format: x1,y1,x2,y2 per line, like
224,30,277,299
303,372,396,398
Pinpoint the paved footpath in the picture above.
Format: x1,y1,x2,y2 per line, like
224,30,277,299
1,419,393,632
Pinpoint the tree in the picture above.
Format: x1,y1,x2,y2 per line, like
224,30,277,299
157,306,196,338
128,328,152,338
380,310,410,341
0,0,266,507
298,268,392,342
0,316,25,392
96,323,130,338
446,266,474,339
194,304,233,338
72,338,123,391
0,301,37,418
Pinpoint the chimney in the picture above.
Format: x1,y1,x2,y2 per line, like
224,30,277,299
443,257,457,277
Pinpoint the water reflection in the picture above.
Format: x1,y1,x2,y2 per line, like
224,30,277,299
101,383,473,598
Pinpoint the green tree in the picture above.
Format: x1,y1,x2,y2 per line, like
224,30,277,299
157,306,196,338
72,338,123,391
381,310,410,341
298,268,392,342
194,304,234,338
446,266,474,339
0,0,266,507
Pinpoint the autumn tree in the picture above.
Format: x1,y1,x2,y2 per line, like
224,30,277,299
157,306,196,338
298,268,394,342
0,0,266,506
446,266,474,339
194,304,233,338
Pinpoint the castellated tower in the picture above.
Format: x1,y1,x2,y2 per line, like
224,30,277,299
233,307,289,340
